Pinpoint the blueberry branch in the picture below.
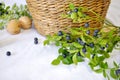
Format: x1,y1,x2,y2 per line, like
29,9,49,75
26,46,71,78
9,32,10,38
44,3,120,80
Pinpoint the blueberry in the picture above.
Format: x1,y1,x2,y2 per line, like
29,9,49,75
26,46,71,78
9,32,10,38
34,37,38,41
62,54,67,58
89,42,94,48
74,8,78,12
84,22,89,28
93,32,98,37
92,54,95,59
106,43,109,48
77,38,82,43
0,11,2,15
0,3,2,5
94,29,99,33
77,38,86,46
34,40,38,44
6,51,11,56
77,52,81,56
115,69,120,76
82,47,87,53
6,11,8,14
101,47,105,50
66,35,71,41
79,41,86,46
86,30,90,35
34,37,38,44
58,31,63,36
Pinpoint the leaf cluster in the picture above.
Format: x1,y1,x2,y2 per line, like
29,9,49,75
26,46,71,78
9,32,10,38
0,2,32,29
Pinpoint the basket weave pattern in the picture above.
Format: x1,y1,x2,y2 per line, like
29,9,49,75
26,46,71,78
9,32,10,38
26,0,111,35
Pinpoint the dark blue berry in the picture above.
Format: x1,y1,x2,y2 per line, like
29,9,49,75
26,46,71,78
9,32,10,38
77,38,82,43
92,54,95,59
77,38,86,46
62,54,67,58
6,11,8,14
115,69,120,76
58,31,63,36
0,3,2,5
86,30,90,35
74,8,78,12
94,29,99,33
93,32,98,37
6,51,11,56
0,11,2,15
34,37,38,44
82,47,87,53
34,40,38,44
77,52,81,56
101,47,105,50
89,42,94,48
79,41,86,46
66,35,71,41
34,37,38,41
106,43,109,48
84,22,89,28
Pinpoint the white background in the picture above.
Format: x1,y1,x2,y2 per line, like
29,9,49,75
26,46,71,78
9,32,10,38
0,0,120,80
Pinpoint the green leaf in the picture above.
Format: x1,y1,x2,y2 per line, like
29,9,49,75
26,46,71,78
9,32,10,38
103,52,110,58
81,7,88,12
62,42,70,47
77,56,84,62
85,52,91,59
72,53,78,65
88,62,97,70
73,42,82,48
89,59,98,67
43,40,50,45
68,50,79,54
57,55,63,60
51,59,60,65
99,39,107,46
61,14,69,18
86,47,93,54
98,56,105,62
62,58,71,65
5,6,10,10
58,47,64,53
100,62,108,69
103,70,107,78
81,34,86,42
110,69,117,79
104,62,108,69
55,41,60,46
66,56,73,64
106,75,110,80
80,50,85,57
78,12,84,17
70,29,81,35
113,61,119,68
71,12,77,19
69,3,75,10
94,69,103,73
55,36,62,41
77,18,82,22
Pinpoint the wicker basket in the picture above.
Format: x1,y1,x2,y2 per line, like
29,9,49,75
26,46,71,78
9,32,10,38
26,0,111,36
